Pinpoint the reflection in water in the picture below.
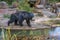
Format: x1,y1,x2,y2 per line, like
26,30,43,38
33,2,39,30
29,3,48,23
49,27,60,40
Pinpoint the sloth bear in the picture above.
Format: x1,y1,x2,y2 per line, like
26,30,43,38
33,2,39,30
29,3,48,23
8,11,34,27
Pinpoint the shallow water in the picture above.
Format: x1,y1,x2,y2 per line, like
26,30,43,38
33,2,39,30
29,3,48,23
49,27,60,40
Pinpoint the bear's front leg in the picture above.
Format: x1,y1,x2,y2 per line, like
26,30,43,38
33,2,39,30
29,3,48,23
19,19,24,26
26,19,31,27
19,21,23,26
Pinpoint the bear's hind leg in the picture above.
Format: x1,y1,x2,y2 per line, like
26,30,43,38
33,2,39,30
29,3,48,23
8,20,14,26
19,21,23,26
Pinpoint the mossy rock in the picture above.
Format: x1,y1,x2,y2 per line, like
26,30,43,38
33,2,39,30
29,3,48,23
53,20,60,24
43,20,60,25
36,13,43,17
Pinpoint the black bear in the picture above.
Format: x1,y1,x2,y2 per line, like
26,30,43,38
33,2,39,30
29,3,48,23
8,11,34,27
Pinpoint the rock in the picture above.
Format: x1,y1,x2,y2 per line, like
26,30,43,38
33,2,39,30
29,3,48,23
0,18,9,27
0,1,8,9
56,2,60,7
36,5,44,9
41,9,57,18
0,14,4,19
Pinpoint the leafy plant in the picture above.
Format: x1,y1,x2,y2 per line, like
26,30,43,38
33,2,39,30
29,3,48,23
3,14,10,18
18,0,34,12
49,0,59,3
4,28,50,40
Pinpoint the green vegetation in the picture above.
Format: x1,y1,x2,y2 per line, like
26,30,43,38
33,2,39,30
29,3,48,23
0,0,12,5
48,0,60,3
4,28,49,40
0,0,34,12
36,13,43,17
48,20,60,24
3,14,10,18
42,20,60,26
0,0,60,5
18,0,34,12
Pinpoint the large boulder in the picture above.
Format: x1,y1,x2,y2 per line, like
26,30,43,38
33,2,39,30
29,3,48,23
56,2,60,7
0,1,8,9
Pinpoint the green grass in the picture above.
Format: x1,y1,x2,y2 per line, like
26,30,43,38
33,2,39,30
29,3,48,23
5,29,49,40
3,14,10,18
43,20,60,26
